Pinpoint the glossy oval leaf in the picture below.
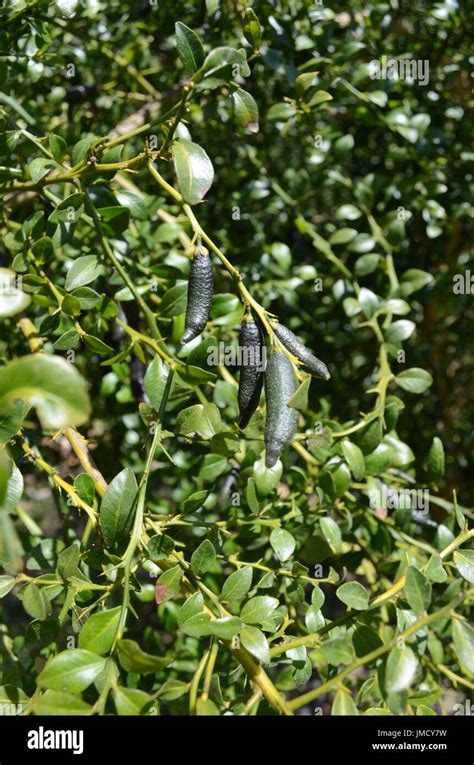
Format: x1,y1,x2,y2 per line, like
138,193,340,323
172,139,214,205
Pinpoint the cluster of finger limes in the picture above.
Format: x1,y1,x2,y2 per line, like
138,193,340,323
180,246,330,467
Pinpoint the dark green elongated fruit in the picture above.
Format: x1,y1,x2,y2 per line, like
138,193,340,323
238,318,264,428
275,323,330,380
180,247,214,345
264,351,299,467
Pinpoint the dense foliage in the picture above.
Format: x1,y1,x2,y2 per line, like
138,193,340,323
0,0,472,717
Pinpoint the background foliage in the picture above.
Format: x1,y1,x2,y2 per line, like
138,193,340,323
0,0,472,717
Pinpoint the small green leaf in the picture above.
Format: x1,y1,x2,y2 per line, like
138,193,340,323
231,88,259,133
288,376,311,411
144,356,170,413
452,618,474,674
209,616,241,640
99,468,138,549
405,566,431,615
427,437,445,482
154,565,182,603
336,581,369,611
147,534,175,562
332,689,358,715
172,139,214,205
240,596,279,626
269,528,296,562
57,543,80,580
113,686,153,715
175,22,204,74
341,440,365,480
221,566,253,601
395,368,433,394
181,612,212,638
22,583,52,621
37,649,106,693
386,646,418,692
320,516,342,554
48,134,67,163
243,8,262,50
0,575,15,598
117,639,172,674
453,550,474,584
78,607,121,655
425,554,448,583
32,690,93,716
240,625,270,665
320,638,354,666
65,256,103,292
190,539,216,575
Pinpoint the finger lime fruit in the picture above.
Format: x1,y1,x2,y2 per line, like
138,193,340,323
180,246,214,345
275,323,330,380
238,318,264,428
264,350,299,467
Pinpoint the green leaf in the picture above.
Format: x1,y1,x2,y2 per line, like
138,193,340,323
427,437,445,482
113,686,153,715
177,592,204,627
386,646,418,692
159,283,188,317
172,139,214,205
240,596,279,626
452,618,474,674
341,440,365,480
395,368,433,394
209,616,241,640
253,457,282,498
352,625,383,657
144,356,170,413
48,134,67,163
37,649,106,693
196,697,219,715
117,639,171,674
78,607,121,655
243,8,262,50
453,550,474,584
190,539,216,575
0,354,91,429
0,575,15,598
32,690,93,716
65,255,103,291
57,543,80,580
320,516,342,554
221,566,253,601
0,684,28,710
181,612,212,638
198,47,247,84
320,638,354,666
425,554,448,583
404,566,431,615
269,528,296,562
147,533,175,562
240,625,270,665
182,489,209,515
288,375,311,411
385,320,416,344
176,403,221,438
154,565,182,603
175,22,204,74
99,468,138,549
332,689,358,715
305,606,324,632
29,157,59,184
231,88,259,133
22,583,52,621
336,581,369,611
